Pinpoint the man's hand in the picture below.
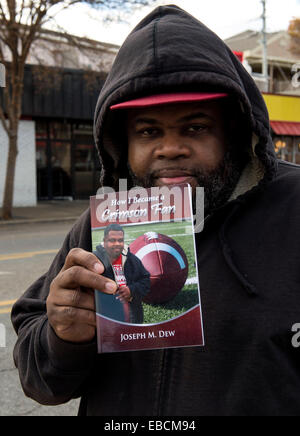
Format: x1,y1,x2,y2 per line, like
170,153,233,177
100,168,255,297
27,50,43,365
47,248,117,344
116,286,132,303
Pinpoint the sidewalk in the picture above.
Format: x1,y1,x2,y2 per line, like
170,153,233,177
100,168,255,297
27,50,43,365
0,200,89,226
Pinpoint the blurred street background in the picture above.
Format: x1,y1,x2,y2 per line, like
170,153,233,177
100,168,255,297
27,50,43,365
0,201,88,416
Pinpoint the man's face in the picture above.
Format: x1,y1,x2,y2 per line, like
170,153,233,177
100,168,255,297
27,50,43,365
104,231,124,260
127,101,227,191
127,100,246,213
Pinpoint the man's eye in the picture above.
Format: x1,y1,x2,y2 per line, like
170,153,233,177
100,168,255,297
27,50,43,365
186,124,207,134
138,127,159,137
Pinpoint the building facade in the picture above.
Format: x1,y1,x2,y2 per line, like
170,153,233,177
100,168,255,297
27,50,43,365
263,93,300,164
227,28,300,166
0,30,118,207
25,65,105,201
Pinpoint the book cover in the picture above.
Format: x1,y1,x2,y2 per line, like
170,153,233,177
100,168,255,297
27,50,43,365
90,184,204,353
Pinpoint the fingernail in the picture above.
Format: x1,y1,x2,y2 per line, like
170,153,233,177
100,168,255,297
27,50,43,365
94,263,103,274
105,282,117,293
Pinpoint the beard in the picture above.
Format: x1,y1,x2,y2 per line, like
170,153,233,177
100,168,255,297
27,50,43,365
128,148,248,216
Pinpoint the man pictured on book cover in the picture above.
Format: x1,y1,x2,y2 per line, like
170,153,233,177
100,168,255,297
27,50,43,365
12,5,300,416
93,224,150,324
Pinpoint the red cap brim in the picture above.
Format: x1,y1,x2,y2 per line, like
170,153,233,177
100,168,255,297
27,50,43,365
110,92,228,110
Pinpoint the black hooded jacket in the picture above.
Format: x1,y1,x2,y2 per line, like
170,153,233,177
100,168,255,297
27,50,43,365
12,6,300,416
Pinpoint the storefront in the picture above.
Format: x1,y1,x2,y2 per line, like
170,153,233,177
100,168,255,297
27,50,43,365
263,94,300,164
20,65,106,202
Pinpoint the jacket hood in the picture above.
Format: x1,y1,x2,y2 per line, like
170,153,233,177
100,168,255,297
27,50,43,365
94,4,277,191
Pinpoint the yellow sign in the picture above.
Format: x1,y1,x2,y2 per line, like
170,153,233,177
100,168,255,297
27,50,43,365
263,94,300,122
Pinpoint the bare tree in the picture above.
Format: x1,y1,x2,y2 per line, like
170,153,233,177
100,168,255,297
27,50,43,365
0,0,155,220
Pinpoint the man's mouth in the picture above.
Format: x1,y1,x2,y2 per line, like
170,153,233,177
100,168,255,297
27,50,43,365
154,170,196,186
158,176,195,185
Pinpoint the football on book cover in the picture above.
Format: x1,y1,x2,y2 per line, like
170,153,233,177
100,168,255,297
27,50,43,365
90,184,204,353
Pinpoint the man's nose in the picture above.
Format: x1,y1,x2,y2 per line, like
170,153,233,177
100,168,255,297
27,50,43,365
153,132,191,160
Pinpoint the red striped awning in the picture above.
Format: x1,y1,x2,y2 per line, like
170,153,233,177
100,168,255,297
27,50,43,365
270,121,300,136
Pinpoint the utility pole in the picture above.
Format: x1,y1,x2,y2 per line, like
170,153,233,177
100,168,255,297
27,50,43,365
261,0,269,91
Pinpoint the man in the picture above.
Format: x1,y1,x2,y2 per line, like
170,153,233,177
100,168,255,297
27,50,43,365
93,223,150,323
12,5,300,415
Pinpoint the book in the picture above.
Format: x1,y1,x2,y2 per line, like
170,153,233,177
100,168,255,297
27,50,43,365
90,184,204,353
